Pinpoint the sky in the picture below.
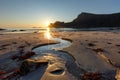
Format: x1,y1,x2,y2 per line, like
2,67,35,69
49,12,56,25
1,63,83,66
0,0,120,28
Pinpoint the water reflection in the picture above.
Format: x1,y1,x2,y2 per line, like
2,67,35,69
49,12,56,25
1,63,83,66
44,28,52,40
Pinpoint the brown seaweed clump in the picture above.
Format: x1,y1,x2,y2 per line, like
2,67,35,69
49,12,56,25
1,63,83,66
81,72,101,80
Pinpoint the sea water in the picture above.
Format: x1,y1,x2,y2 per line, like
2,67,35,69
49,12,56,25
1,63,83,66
0,27,120,34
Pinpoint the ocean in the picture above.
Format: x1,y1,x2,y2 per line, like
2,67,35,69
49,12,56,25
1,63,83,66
0,27,120,34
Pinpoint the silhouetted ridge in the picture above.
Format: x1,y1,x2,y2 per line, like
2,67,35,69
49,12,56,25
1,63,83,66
49,12,120,28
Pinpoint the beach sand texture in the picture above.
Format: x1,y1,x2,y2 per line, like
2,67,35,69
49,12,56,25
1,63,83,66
0,31,120,80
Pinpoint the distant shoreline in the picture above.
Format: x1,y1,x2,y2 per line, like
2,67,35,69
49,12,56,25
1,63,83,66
0,27,120,35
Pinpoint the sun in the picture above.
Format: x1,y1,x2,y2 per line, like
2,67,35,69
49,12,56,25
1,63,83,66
45,21,50,27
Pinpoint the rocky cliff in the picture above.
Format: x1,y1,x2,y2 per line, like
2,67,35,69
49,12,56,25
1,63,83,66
49,12,120,28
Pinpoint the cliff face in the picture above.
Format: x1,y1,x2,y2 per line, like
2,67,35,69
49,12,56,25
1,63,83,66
49,12,120,28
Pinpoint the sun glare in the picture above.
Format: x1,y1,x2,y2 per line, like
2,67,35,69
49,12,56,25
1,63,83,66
45,28,51,39
45,21,50,27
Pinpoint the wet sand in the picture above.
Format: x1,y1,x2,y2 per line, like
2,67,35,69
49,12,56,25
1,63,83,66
0,31,120,80
53,31,120,79
0,32,55,55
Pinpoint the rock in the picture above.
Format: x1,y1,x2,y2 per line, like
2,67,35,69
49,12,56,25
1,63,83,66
20,61,30,75
49,12,120,28
20,51,35,60
20,59,48,75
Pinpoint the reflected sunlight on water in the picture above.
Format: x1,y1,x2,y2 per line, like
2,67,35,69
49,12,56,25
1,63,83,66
44,28,52,39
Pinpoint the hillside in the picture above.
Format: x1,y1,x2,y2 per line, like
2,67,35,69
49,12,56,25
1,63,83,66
49,12,120,28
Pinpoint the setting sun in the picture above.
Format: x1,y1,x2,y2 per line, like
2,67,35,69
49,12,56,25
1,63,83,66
45,21,50,27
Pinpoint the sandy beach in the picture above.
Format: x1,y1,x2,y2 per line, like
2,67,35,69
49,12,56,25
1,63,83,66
0,31,120,80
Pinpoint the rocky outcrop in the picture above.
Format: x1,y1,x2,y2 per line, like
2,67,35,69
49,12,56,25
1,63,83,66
49,12,120,28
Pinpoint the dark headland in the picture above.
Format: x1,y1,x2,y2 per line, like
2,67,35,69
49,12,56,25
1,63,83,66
49,12,120,28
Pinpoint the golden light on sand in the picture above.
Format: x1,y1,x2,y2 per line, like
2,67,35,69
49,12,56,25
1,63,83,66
45,28,51,39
